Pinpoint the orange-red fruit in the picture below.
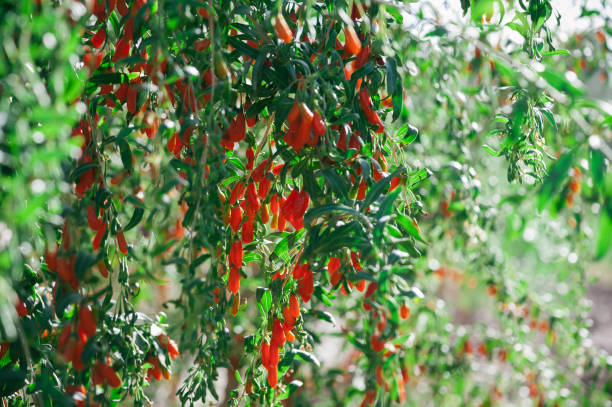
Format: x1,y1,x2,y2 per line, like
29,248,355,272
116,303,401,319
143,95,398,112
101,362,122,388
355,279,366,292
269,343,279,366
267,365,278,387
364,282,377,299
328,257,340,275
357,179,367,201
242,219,254,244
87,205,103,230
229,240,243,269
355,44,370,69
93,223,106,251
271,319,286,347
147,357,162,381
97,259,109,278
72,340,85,370
127,86,138,115
167,340,180,359
287,101,300,124
246,147,255,170
359,88,384,132
46,249,58,272
312,111,326,137
226,113,246,142
230,206,242,232
261,341,270,367
289,295,300,318
116,230,128,255
361,389,377,407
15,299,27,318
245,182,261,217
92,27,106,49
274,13,293,43
58,326,71,349
228,266,240,294
79,306,97,338
370,334,385,352
113,38,131,62
116,0,128,15
389,176,401,191
400,304,410,319
344,26,362,55
298,266,314,302
194,38,211,52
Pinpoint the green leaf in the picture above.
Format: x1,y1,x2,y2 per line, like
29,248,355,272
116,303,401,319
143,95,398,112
361,167,406,211
189,254,211,273
396,123,418,145
425,26,448,37
256,287,272,315
89,72,132,85
470,0,494,23
392,80,403,122
384,5,404,24
396,215,427,243
271,230,305,263
595,208,612,260
321,168,350,202
55,292,81,318
293,350,320,367
228,36,259,59
538,150,575,212
118,139,133,172
287,380,303,396
401,286,424,300
69,162,98,182
483,144,502,156
304,204,370,228
385,58,398,100
407,168,431,189
541,49,570,57
539,108,557,132
246,96,273,118
309,310,336,326
123,207,144,231
234,369,243,384
539,69,584,97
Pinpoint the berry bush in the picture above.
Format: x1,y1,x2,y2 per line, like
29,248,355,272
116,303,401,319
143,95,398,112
0,0,611,406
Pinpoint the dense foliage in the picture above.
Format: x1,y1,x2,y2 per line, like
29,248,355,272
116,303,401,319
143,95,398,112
0,0,611,406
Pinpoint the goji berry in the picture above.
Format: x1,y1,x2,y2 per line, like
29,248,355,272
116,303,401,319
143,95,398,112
116,230,128,255
344,25,362,55
92,26,106,49
274,13,292,43
230,206,242,232
228,266,240,294
79,306,97,338
242,219,254,244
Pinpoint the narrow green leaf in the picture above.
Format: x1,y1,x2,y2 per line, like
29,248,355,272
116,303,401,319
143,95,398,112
538,150,575,212
361,167,406,211
309,310,336,326
396,214,427,243
321,168,350,201
483,144,502,156
118,139,133,171
123,207,145,231
293,350,320,367
541,49,570,57
595,208,612,260
304,204,370,228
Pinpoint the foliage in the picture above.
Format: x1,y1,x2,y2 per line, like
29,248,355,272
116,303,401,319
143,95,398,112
0,0,611,406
